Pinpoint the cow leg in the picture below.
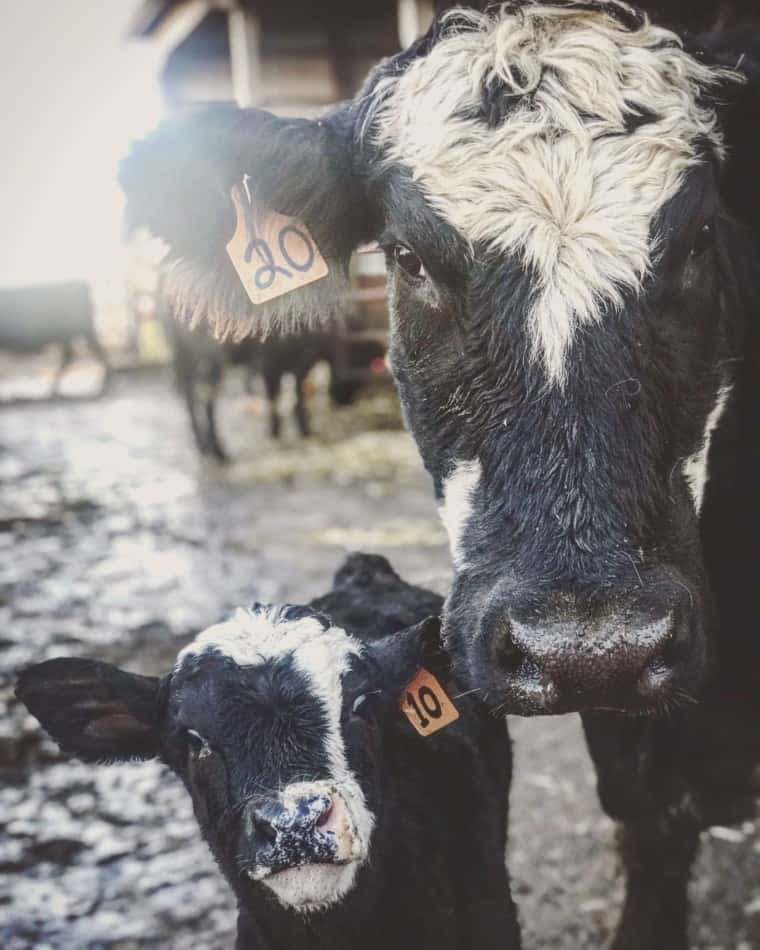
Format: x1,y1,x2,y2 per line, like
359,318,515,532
203,386,229,463
182,383,208,456
611,816,699,950
85,327,110,390
264,372,282,439
52,340,74,393
582,711,699,950
294,372,311,438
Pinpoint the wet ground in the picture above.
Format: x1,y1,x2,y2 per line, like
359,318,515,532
1,360,759,949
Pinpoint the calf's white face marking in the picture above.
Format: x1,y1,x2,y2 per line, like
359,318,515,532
370,4,727,384
682,384,732,515
178,607,375,910
438,458,482,569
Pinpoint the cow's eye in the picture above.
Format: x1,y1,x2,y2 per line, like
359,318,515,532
391,244,426,280
186,729,212,760
351,691,382,720
690,222,714,258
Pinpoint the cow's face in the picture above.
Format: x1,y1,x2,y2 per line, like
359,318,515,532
119,4,755,716
16,608,441,913
357,4,745,714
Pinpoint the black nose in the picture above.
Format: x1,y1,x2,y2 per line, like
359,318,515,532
244,794,335,875
488,590,698,712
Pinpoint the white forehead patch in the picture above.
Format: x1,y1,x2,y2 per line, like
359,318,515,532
369,4,734,384
177,606,359,670
438,458,482,570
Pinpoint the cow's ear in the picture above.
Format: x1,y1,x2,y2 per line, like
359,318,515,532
16,658,162,763
717,61,760,234
412,615,451,682
387,615,450,684
119,103,370,340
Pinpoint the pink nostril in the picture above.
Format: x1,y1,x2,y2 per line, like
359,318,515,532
316,799,333,829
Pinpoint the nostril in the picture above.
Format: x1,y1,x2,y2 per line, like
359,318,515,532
316,799,333,829
253,815,278,845
493,635,523,676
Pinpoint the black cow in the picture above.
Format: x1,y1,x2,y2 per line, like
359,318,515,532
119,3,760,945
158,275,334,461
0,281,109,394
163,315,332,462
16,554,520,950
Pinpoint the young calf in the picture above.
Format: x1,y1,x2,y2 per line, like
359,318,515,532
16,554,520,950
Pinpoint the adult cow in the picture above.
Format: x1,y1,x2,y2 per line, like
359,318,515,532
120,3,760,946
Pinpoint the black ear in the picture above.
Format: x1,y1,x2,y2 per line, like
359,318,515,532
388,615,450,684
119,103,370,339
719,64,760,237
688,37,760,235
412,616,451,682
16,658,162,763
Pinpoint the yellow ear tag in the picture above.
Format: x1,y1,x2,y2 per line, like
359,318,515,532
401,669,460,737
226,185,329,306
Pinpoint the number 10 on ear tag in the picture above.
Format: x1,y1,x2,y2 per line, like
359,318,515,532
402,669,459,737
226,186,329,306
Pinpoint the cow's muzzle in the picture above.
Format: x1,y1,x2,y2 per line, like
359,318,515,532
480,574,705,715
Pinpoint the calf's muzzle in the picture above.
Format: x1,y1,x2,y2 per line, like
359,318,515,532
243,786,356,880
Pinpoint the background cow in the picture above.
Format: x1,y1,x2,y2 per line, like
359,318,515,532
119,3,760,946
0,281,110,394
16,553,520,950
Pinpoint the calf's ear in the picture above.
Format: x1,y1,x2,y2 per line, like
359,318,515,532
388,616,451,685
16,658,162,763
413,616,451,682
119,104,370,339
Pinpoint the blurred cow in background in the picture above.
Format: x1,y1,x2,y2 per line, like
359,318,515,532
0,281,109,395
158,277,335,461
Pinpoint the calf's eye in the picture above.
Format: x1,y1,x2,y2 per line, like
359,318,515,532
186,729,212,760
392,244,426,280
351,691,382,720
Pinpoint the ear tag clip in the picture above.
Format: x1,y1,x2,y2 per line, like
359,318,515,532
401,668,459,737
226,183,328,306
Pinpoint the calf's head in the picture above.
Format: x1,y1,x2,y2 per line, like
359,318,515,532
120,3,759,714
16,606,445,913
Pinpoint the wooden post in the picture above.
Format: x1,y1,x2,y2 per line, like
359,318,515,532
397,0,434,48
228,5,262,106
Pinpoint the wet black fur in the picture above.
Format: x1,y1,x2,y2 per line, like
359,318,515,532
16,553,520,950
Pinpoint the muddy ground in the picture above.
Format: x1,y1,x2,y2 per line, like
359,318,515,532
1,359,759,949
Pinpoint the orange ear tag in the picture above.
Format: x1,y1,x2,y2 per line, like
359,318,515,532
226,186,329,306
401,669,460,737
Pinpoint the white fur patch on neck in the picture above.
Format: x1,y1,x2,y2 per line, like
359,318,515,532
682,384,732,515
368,5,733,384
177,606,375,905
438,458,482,569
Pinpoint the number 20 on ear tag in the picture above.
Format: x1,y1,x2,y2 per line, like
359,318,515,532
226,186,329,306
401,669,459,737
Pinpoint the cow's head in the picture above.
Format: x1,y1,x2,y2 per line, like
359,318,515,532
16,606,445,913
120,2,759,715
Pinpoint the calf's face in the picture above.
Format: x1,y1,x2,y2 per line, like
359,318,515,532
16,606,442,913
120,4,756,715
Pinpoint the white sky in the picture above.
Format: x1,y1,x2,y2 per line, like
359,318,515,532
0,1,165,287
